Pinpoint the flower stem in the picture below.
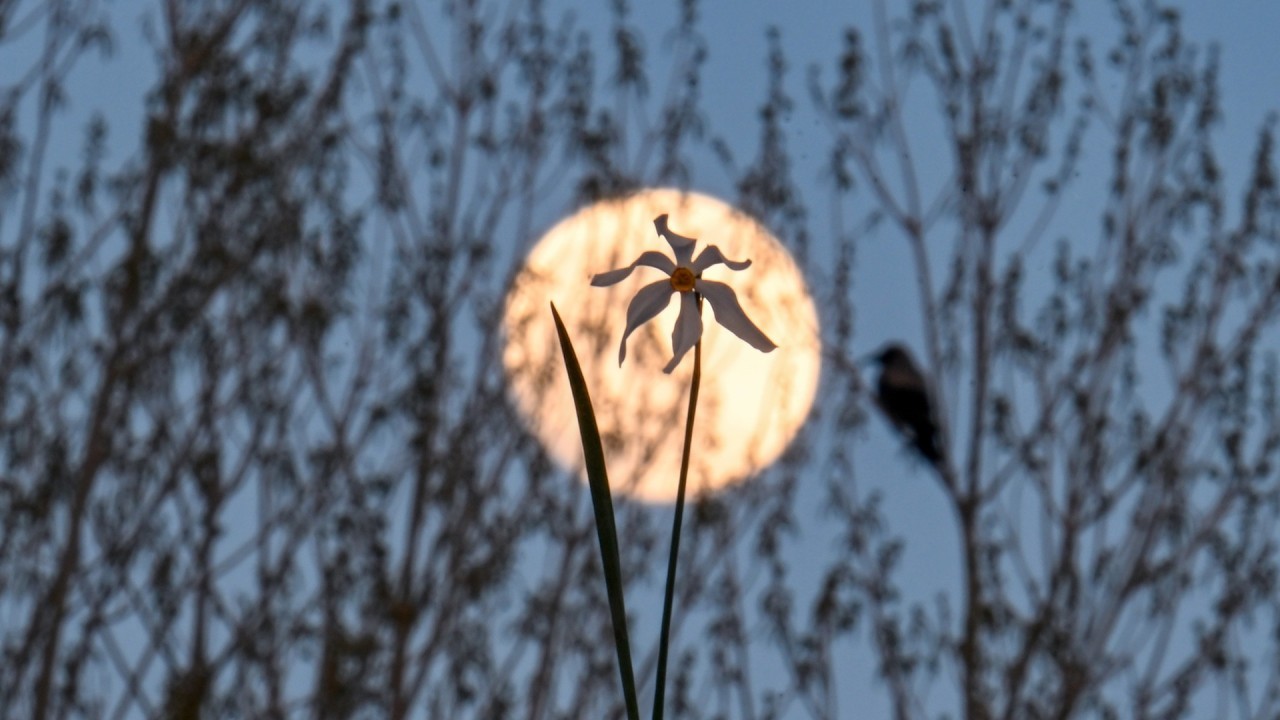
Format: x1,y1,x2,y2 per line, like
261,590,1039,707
653,317,702,720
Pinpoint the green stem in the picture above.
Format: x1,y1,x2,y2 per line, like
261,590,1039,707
653,321,702,720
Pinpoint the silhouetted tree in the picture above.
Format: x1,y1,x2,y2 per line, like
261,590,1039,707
809,1,1280,718
1,0,1277,718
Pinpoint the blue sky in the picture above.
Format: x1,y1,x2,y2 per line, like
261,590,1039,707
9,0,1280,715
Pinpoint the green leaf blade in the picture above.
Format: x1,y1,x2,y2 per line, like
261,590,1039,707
549,302,641,720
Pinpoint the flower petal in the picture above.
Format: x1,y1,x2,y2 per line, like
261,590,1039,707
663,292,703,373
654,214,696,266
591,266,639,287
697,280,777,353
692,244,752,273
591,251,677,287
618,280,674,365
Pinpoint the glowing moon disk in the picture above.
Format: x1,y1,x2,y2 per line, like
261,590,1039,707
502,189,820,503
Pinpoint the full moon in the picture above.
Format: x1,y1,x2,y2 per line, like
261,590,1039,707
502,189,820,503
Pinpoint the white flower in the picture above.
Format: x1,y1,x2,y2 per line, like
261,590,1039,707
591,214,777,373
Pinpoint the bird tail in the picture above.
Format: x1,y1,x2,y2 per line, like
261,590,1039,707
915,433,944,467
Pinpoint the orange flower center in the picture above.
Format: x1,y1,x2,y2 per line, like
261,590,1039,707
670,267,696,293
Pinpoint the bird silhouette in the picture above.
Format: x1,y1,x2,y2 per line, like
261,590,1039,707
869,343,944,467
